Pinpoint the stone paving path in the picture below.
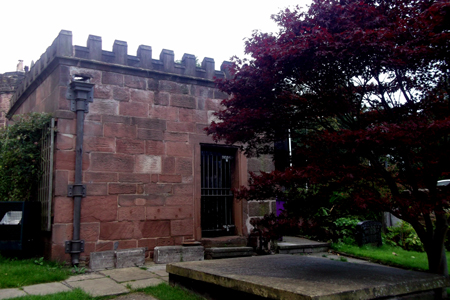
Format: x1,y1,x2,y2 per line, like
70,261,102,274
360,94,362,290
0,262,167,300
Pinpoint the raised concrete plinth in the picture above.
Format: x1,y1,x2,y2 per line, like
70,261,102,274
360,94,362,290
167,254,450,300
205,247,253,259
154,245,204,264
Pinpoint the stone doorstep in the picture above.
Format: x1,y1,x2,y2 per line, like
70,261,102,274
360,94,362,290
204,247,254,259
201,236,247,248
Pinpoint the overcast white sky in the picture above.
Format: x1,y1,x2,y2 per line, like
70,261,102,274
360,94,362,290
0,0,311,74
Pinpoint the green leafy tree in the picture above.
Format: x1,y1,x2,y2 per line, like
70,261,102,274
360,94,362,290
0,113,52,202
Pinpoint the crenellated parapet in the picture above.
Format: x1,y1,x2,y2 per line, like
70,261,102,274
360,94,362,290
10,30,233,112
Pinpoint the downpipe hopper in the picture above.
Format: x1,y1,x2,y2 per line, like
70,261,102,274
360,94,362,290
65,74,94,266
66,75,94,113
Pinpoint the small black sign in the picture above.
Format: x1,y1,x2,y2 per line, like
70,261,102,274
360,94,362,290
356,220,382,247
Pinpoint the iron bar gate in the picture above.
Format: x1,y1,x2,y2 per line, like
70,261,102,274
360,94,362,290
201,147,235,237
37,118,55,231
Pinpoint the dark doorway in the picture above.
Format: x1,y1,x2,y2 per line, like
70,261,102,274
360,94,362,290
201,146,236,237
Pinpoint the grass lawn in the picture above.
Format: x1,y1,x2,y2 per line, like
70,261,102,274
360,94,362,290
1,283,205,300
2,289,92,300
0,255,72,289
331,242,450,272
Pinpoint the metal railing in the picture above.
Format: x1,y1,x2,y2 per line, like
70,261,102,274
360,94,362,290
38,118,55,231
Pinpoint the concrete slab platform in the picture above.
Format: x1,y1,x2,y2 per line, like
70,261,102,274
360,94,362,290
0,288,27,300
22,282,72,295
101,267,157,282
122,278,165,289
68,277,129,297
167,254,450,300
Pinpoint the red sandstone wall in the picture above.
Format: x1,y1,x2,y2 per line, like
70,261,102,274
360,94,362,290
53,67,224,262
6,31,273,263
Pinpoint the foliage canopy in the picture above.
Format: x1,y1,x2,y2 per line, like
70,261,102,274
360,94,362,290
207,0,450,274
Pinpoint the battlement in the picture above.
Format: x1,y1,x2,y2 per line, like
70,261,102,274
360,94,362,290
10,30,232,111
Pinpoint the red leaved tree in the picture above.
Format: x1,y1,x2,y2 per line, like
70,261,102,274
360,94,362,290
207,0,450,275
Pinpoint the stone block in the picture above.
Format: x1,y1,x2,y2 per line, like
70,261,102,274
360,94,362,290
90,250,115,271
137,129,164,141
145,140,165,155
118,206,146,221
153,245,204,264
204,247,253,259
89,100,118,115
125,75,146,89
139,220,171,238
131,89,154,103
115,247,146,268
166,142,192,157
171,218,194,236
104,123,136,139
149,105,178,121
146,206,192,220
90,153,135,172
135,155,161,173
113,86,130,101
164,132,189,142
119,102,148,117
159,174,182,183
175,158,193,175
167,122,195,133
163,156,175,174
109,183,137,195
248,201,271,217
171,94,196,109
81,195,117,222
102,72,123,86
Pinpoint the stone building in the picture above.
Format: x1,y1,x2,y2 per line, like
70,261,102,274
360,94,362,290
5,30,276,264
0,67,25,127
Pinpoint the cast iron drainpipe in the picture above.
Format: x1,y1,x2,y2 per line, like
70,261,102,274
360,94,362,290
65,75,94,266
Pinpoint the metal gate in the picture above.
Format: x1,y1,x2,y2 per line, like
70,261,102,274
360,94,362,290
201,147,235,237
37,118,55,231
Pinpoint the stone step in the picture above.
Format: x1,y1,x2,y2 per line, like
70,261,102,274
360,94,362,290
276,237,329,254
201,235,247,248
205,247,253,260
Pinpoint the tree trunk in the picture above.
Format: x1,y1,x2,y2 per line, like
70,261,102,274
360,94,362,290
426,244,448,276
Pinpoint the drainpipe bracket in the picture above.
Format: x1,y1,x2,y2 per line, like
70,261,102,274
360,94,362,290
65,240,85,254
68,184,86,197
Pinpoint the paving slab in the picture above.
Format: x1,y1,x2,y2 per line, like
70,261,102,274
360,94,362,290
122,278,165,289
0,288,27,300
167,254,450,300
68,277,129,297
65,273,105,282
148,269,169,277
101,267,157,282
22,282,72,295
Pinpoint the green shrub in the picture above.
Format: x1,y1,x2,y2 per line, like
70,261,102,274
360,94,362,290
0,113,52,202
385,221,424,252
333,217,360,244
